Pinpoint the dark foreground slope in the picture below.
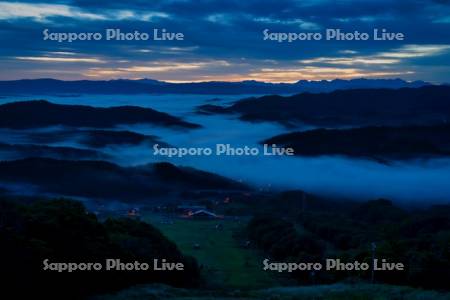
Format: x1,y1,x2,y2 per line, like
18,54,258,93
0,158,248,201
0,199,200,299
263,124,450,160
199,86,450,127
0,100,200,129
248,199,450,290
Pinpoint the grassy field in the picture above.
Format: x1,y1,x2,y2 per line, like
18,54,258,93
92,283,450,300
142,213,279,289
95,213,450,299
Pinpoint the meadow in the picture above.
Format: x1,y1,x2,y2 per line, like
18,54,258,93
142,213,279,289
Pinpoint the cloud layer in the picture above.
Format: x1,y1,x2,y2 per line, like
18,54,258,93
0,0,449,82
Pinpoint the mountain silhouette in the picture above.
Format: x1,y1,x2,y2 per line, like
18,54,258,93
199,86,450,127
0,78,430,95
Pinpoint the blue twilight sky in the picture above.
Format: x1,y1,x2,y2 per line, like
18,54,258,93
0,0,449,82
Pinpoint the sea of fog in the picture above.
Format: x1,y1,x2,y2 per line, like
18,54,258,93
2,94,450,205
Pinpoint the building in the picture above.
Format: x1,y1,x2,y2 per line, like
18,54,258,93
126,208,141,220
191,209,218,219
188,209,220,219
177,205,206,215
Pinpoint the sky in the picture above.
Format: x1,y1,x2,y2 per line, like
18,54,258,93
0,0,449,82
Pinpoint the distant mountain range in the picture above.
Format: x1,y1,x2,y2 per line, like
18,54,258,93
0,78,432,95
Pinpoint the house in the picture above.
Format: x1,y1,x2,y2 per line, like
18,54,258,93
126,208,141,220
189,209,219,219
177,205,206,216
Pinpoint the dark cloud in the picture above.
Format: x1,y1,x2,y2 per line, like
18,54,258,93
0,0,449,82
